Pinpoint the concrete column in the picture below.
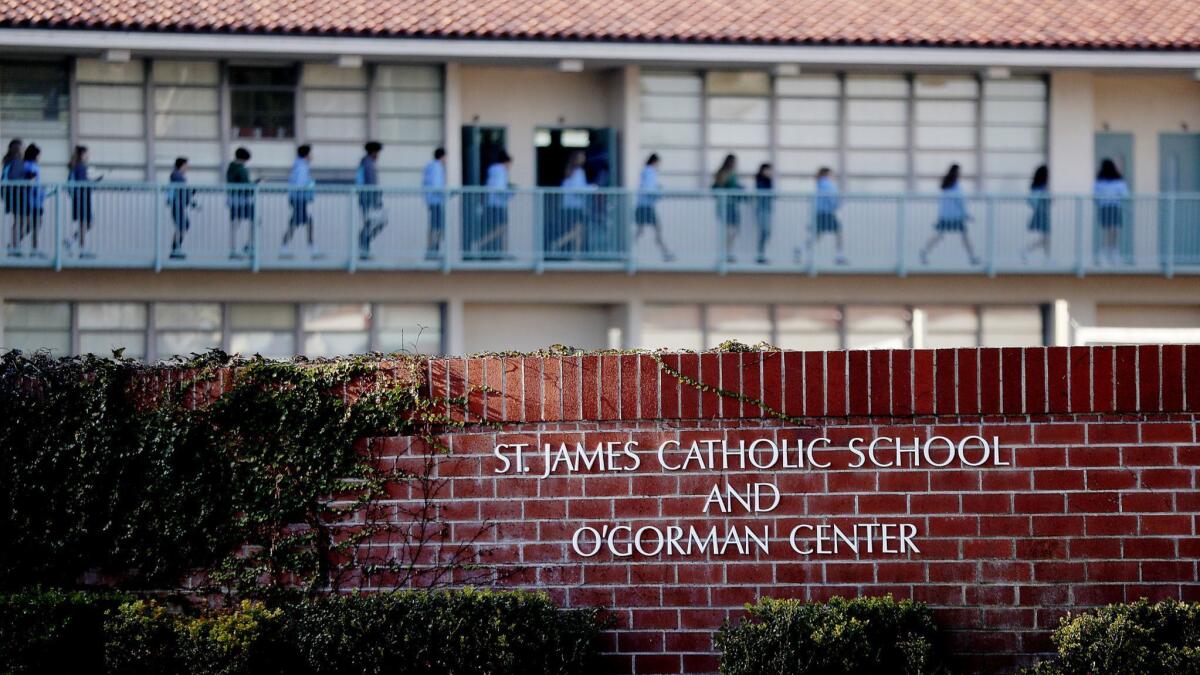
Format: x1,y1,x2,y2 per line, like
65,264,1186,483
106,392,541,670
1062,296,1098,346
444,296,465,356
620,298,644,350
1051,298,1071,347
1048,71,1095,193
443,62,463,187
618,65,641,188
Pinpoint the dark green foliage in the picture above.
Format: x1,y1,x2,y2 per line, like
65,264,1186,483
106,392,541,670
101,590,608,675
0,588,127,674
0,350,430,593
715,595,946,675
1023,599,1200,675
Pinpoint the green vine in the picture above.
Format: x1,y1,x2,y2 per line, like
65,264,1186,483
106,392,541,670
0,349,492,599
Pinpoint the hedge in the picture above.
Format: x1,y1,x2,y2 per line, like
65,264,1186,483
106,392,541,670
715,595,947,675
0,588,608,675
1024,598,1200,675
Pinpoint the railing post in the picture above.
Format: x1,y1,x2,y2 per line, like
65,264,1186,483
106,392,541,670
153,184,163,273
52,186,62,271
442,189,454,274
625,191,637,275
716,193,728,276
985,196,996,277
250,185,261,273
1074,196,1085,278
896,196,907,277
533,188,544,274
806,197,818,278
1164,193,1176,279
348,188,358,273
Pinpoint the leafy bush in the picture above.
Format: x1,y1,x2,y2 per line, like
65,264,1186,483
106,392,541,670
1024,598,1200,675
0,588,127,674
715,595,946,675
103,589,609,675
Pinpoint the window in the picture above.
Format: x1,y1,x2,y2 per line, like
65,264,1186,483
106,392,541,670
155,302,222,358
642,304,703,351
776,306,841,350
302,303,370,357
706,304,771,348
922,305,978,348
78,302,147,359
0,61,70,180
377,304,442,354
3,301,70,354
845,306,911,349
229,303,296,358
230,66,297,139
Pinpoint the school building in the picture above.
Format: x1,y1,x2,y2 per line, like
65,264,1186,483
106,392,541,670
0,0,1199,359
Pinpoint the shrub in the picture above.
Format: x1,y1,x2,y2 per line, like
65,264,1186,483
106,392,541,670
102,589,608,675
715,595,946,675
1023,598,1200,675
0,588,127,674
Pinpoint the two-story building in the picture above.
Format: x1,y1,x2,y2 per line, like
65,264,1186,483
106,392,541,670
1,0,1199,358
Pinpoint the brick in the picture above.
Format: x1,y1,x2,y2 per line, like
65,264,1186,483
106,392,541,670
659,354,680,419
1068,346,1091,413
1161,344,1184,412
1187,345,1200,411
720,352,742,418
783,351,805,417
581,355,600,420
678,353,701,418
484,357,505,421
957,348,979,416
869,349,890,416
1024,348,1047,415
848,350,870,416
561,356,582,421
891,350,913,417
699,353,721,419
914,349,935,415
1046,346,1070,413
466,358,487,420
619,354,639,420
1114,346,1138,411
1001,347,1024,414
761,351,783,416
639,355,660,419
1093,346,1116,413
935,348,957,415
826,351,847,417
741,352,764,417
979,348,1002,414
523,357,543,422
1138,345,1161,411
503,356,523,421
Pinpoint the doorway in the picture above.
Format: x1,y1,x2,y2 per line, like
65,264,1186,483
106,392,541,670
460,126,509,257
1159,132,1200,265
534,127,621,260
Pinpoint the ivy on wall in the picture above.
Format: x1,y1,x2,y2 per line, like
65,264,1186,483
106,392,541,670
0,350,484,597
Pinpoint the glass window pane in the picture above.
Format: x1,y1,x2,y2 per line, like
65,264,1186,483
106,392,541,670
155,302,221,330
845,306,910,350
377,304,441,354
922,306,978,348
78,302,146,330
229,331,295,359
845,76,908,98
304,333,369,358
775,75,840,97
301,304,370,332
706,305,771,348
705,71,770,96
79,332,146,359
4,301,70,354
229,303,295,330
157,331,222,358
914,76,979,99
776,306,841,350
981,306,1044,347
642,304,702,351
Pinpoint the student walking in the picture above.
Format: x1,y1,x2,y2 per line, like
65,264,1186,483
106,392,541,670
282,144,320,259
12,144,44,257
357,141,385,260
753,163,774,264
421,146,446,259
1094,158,1130,266
66,145,100,258
226,147,255,260
919,164,979,266
1021,165,1051,264
800,167,846,266
168,157,196,259
712,154,742,263
555,150,593,258
478,150,512,256
634,154,673,262
2,139,22,256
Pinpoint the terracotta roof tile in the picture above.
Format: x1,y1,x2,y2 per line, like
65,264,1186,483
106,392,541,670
1,0,1199,50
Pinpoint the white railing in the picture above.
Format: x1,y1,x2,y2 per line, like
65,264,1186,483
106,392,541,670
2,182,1198,277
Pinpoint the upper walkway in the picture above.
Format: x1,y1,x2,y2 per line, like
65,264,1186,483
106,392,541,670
3,183,1198,277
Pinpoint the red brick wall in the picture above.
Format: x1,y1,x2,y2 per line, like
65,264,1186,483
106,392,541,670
380,346,1200,673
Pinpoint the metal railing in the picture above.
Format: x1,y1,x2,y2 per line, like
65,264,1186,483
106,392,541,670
2,182,1199,277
